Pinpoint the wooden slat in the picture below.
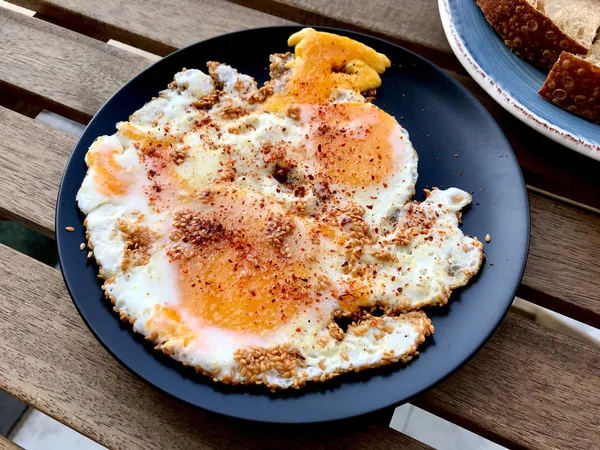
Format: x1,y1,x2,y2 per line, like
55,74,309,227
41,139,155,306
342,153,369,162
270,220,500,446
0,106,75,237
0,244,428,450
5,0,291,56
414,310,600,450
230,0,451,53
0,436,22,450
0,7,150,122
5,0,459,69
522,194,600,327
0,244,598,449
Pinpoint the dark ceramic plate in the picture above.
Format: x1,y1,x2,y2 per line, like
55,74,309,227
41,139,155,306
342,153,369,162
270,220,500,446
56,26,529,423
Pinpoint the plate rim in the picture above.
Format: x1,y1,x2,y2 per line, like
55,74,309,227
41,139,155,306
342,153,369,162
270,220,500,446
438,0,600,162
56,24,530,423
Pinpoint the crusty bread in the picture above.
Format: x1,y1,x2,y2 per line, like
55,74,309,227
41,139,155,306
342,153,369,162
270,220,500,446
476,0,600,70
539,40,600,123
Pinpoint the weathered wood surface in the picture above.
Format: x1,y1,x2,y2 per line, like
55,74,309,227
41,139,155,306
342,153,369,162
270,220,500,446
0,436,23,450
7,0,291,55
1,1,599,449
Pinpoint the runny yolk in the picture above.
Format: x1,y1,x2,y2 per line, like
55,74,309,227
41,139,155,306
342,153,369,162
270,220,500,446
309,102,399,186
265,28,391,110
177,246,313,333
87,139,128,196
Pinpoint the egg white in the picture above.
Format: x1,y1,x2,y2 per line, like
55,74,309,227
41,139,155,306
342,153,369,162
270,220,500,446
77,61,482,389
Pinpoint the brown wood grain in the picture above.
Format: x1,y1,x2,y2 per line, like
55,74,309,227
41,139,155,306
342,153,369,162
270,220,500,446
0,243,597,449
415,309,600,450
5,0,458,69
233,0,460,71
0,436,22,450
0,7,150,122
524,194,600,327
0,106,75,237
0,244,429,450
6,0,291,56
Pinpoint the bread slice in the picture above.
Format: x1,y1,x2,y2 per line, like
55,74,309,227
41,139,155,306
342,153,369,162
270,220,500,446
539,40,600,123
476,0,600,70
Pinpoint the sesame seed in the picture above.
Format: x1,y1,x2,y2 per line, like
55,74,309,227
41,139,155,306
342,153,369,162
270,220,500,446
485,233,491,243
65,226,75,232
79,243,86,250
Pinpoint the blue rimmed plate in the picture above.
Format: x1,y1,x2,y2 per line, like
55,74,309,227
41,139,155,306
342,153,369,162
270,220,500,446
439,0,600,161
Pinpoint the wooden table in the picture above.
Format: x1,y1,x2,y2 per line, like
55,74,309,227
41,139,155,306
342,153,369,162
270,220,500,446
0,1,599,449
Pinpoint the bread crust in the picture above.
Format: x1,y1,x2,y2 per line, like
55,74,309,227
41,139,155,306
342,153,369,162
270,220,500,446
539,51,600,123
476,0,588,70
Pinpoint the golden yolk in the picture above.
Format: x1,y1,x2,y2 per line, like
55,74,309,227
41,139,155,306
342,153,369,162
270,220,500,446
169,191,317,334
308,102,398,186
265,28,390,110
87,140,128,196
178,248,313,333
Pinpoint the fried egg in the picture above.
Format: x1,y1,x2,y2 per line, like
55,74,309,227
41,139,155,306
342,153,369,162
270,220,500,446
77,28,484,390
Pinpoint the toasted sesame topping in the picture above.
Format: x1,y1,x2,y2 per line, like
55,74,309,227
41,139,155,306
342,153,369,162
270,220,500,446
65,226,75,232
117,219,157,270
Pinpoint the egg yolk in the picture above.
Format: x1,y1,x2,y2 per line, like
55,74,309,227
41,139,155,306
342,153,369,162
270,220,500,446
177,247,314,333
87,139,128,196
307,102,398,186
165,191,318,334
265,28,390,110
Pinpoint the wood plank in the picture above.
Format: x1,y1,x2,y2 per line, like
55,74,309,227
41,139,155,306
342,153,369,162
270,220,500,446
0,245,597,449
2,6,599,209
229,0,451,55
5,0,291,56
4,0,458,70
0,106,75,237
0,245,427,449
0,7,150,122
523,194,600,327
414,309,600,450
0,436,22,450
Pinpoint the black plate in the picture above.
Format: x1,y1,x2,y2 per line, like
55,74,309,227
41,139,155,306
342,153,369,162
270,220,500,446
56,26,529,423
